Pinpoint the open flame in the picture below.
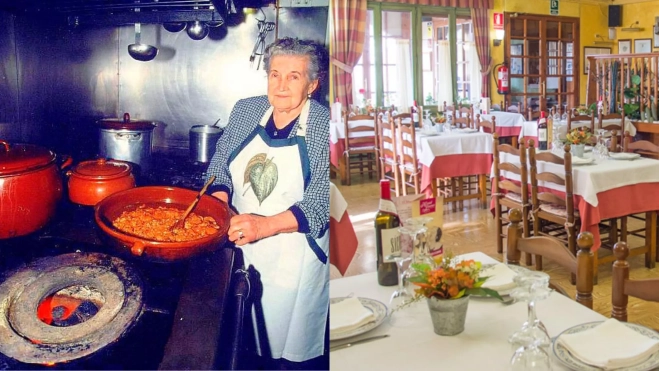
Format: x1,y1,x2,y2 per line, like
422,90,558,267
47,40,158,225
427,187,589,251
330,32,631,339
37,294,84,326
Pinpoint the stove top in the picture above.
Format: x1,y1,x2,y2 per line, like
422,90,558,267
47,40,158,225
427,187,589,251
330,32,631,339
0,151,245,370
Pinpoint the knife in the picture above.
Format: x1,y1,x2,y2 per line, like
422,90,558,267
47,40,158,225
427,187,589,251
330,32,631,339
329,334,389,352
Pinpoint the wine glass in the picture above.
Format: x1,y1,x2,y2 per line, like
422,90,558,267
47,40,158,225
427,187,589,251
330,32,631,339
508,271,553,351
510,343,553,370
561,103,569,121
423,109,433,130
387,230,414,311
404,217,436,271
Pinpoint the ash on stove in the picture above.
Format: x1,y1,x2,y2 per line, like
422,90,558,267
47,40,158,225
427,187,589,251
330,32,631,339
142,153,209,190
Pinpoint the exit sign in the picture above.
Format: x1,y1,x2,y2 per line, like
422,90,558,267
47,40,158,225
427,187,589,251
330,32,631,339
550,0,559,15
493,12,504,30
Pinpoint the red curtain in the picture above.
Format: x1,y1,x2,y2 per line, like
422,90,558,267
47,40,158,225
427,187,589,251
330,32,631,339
330,0,368,107
471,8,491,97
371,0,492,8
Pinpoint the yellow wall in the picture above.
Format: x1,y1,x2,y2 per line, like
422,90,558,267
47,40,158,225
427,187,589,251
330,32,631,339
612,1,659,54
488,0,609,105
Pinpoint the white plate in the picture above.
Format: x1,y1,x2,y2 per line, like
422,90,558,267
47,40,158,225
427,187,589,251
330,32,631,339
553,321,659,371
476,263,529,297
329,297,388,341
420,131,441,137
584,146,593,152
609,152,641,160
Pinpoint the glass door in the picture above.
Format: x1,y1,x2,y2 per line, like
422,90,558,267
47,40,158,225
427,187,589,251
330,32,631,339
504,14,579,117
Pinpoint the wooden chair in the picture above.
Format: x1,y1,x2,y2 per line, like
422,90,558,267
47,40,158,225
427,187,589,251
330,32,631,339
612,241,659,322
342,112,379,186
624,131,659,159
527,107,541,121
528,143,578,271
476,114,496,134
492,133,530,256
396,116,421,195
453,110,472,129
376,109,400,196
567,111,595,133
507,208,594,309
599,115,624,153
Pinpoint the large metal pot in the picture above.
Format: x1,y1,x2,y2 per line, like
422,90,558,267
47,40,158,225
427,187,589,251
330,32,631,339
94,186,231,262
190,124,222,163
67,158,136,206
98,113,156,174
0,140,72,239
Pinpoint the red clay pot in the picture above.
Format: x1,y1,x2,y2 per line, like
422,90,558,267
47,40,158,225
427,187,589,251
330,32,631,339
94,186,231,262
67,158,136,206
0,140,72,239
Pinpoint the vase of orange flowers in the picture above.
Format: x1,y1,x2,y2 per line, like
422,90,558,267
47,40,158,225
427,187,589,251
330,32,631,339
408,255,501,336
564,127,592,158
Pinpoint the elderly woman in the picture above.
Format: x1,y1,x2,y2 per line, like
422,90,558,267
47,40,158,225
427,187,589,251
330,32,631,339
205,37,329,368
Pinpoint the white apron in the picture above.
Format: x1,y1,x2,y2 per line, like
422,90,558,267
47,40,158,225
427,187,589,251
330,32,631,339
228,100,329,362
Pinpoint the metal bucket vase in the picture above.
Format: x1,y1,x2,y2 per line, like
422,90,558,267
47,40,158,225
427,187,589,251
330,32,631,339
426,295,470,336
571,143,585,158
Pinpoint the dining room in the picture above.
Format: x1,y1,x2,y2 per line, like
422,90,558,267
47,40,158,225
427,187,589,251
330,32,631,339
329,0,659,369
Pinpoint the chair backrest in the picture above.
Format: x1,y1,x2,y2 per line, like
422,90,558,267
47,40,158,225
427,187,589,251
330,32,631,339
567,111,595,132
396,116,418,170
598,110,625,128
376,110,397,165
476,114,496,133
343,111,376,151
453,111,472,128
391,112,412,126
527,107,541,121
507,208,594,308
493,133,528,204
528,143,575,223
624,132,659,158
612,242,659,321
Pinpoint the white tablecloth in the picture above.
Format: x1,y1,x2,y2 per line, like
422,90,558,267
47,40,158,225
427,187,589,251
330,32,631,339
329,252,605,371
519,118,636,140
330,119,375,145
480,111,526,128
330,182,348,221
496,151,659,207
416,131,493,167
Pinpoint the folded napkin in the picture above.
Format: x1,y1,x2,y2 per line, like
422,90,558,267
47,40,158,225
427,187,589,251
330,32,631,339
572,156,594,165
557,318,659,370
481,263,518,292
330,297,376,334
330,183,348,221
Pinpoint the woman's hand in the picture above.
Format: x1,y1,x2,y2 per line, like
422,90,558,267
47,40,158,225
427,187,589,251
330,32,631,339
228,214,269,246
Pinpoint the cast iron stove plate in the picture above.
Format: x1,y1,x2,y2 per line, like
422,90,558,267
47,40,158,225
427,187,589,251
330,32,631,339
0,252,143,365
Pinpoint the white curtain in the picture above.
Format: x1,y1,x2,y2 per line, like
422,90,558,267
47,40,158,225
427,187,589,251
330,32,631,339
436,40,453,106
467,41,483,101
395,39,413,112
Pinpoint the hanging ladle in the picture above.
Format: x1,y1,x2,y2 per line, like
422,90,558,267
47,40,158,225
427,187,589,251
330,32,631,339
170,175,216,231
128,23,158,62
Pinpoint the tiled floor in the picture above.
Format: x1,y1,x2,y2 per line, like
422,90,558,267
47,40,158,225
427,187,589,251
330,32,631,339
331,174,659,330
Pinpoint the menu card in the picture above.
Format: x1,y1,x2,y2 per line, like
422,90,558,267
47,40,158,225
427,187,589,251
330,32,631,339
392,195,444,258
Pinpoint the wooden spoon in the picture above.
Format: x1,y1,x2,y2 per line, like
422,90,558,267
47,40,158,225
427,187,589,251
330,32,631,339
170,175,216,231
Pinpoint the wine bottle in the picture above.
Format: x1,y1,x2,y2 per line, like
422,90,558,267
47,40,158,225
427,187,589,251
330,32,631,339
538,111,548,150
375,180,400,286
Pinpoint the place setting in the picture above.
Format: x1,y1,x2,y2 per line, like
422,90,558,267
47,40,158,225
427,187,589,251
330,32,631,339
328,295,389,345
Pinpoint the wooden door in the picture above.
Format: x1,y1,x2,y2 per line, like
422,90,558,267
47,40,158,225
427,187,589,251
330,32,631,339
504,14,580,117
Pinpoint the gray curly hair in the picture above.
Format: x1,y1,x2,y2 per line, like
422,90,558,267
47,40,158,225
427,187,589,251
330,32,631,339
263,37,328,83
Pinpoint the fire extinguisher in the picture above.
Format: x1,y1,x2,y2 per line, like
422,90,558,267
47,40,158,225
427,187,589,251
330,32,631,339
493,63,509,95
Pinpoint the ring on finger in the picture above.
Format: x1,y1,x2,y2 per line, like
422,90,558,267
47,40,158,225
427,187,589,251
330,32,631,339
238,229,244,240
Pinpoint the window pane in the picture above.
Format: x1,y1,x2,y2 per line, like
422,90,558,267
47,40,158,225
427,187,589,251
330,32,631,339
546,22,559,39
511,58,523,74
421,14,450,106
382,10,413,108
511,39,524,56
526,20,539,37
529,58,540,75
511,77,525,94
528,40,540,57
350,9,374,107
562,23,574,40
511,18,524,37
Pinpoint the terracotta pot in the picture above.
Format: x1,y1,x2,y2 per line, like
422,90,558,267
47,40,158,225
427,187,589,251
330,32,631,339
67,158,136,206
94,186,231,262
0,140,72,239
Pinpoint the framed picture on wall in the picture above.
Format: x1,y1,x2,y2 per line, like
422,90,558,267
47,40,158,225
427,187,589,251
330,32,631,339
583,46,612,75
618,39,632,54
655,31,659,48
635,38,652,53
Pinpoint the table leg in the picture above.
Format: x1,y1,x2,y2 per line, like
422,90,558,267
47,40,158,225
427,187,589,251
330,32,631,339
339,155,348,186
646,211,657,267
479,175,487,209
512,136,518,148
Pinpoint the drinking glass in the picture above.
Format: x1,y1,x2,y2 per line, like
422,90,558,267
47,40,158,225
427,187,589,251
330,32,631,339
561,103,569,121
403,217,436,273
510,344,553,370
508,271,553,351
387,231,414,311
